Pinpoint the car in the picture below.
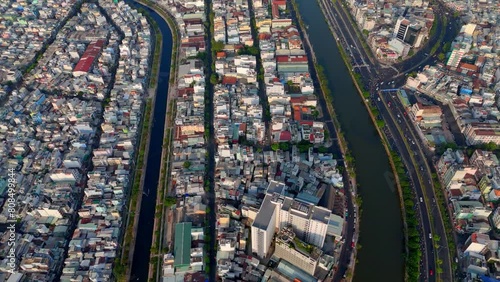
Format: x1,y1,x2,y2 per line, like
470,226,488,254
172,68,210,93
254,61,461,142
420,197,423,203
429,233,432,239
351,241,355,248
430,269,434,276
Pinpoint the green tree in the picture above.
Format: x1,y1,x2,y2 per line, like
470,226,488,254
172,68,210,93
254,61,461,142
279,142,290,151
297,140,312,153
443,42,451,53
164,197,176,207
312,109,319,118
318,146,328,153
212,41,224,52
376,119,385,128
438,53,446,61
210,73,219,85
271,143,279,151
484,141,497,151
196,51,207,60
408,49,414,56
183,161,191,169
238,46,259,56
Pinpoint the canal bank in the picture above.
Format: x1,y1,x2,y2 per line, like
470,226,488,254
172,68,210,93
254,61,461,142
289,2,358,281
294,0,405,281
312,0,411,277
124,1,174,282
132,1,181,281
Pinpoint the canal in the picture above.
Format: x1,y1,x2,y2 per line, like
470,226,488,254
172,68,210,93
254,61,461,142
295,0,405,281
126,1,173,281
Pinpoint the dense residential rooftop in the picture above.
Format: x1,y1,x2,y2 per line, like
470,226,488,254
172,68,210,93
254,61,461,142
0,1,153,280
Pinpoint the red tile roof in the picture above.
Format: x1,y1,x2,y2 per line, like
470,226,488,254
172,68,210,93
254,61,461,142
216,51,226,59
73,39,104,73
259,33,272,40
188,35,205,43
279,131,292,141
450,188,463,197
293,105,302,121
272,3,279,19
273,0,286,7
276,55,308,63
459,62,479,72
222,76,238,85
290,97,306,104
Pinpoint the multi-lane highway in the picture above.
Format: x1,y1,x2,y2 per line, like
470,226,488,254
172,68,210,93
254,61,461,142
376,90,436,282
316,0,438,280
316,0,459,280
380,90,454,281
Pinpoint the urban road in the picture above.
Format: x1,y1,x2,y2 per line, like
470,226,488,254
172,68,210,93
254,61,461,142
203,0,217,280
316,0,460,281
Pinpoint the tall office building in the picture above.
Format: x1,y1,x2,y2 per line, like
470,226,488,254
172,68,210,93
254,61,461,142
274,227,322,275
404,25,421,46
394,17,411,41
446,47,467,68
251,195,278,258
251,181,331,258
394,17,423,47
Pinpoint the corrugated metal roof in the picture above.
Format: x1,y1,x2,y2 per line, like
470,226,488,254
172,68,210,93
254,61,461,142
174,222,192,267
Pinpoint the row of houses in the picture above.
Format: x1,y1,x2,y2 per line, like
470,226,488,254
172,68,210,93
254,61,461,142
0,1,153,281
437,149,500,280
0,0,81,85
404,21,500,147
22,3,121,101
156,0,210,280
210,0,344,281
